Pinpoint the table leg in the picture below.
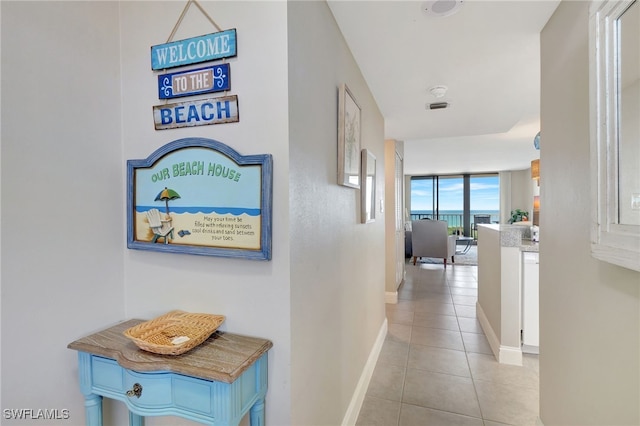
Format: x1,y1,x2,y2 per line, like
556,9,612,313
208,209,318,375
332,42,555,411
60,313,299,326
249,398,265,426
461,241,471,254
129,411,144,426
84,394,103,426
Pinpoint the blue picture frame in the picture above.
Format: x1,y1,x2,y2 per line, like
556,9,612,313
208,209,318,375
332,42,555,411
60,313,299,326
127,137,272,260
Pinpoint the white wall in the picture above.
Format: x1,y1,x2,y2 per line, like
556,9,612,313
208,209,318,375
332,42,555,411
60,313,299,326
540,2,640,424
119,2,291,425
287,2,386,424
1,2,125,424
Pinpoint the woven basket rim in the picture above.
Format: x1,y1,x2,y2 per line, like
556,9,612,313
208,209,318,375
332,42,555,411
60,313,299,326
123,310,225,355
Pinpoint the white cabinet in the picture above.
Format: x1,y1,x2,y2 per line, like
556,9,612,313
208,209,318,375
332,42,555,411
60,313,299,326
521,252,539,353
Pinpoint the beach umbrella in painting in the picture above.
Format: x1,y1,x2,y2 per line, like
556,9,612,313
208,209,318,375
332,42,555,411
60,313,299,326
155,187,181,216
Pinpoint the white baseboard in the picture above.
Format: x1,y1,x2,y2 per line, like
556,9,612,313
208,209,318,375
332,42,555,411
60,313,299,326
342,318,388,426
385,291,398,304
536,416,545,426
499,344,523,366
476,302,500,359
476,302,522,366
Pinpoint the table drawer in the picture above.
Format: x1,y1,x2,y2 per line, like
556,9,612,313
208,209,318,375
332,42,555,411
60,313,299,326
92,357,172,406
91,356,216,416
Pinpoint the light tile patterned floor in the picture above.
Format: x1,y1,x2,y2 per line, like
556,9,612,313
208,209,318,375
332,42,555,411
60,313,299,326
356,261,539,426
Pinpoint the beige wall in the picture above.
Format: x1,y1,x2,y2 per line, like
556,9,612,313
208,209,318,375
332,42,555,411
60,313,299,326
477,226,502,339
540,2,640,424
510,168,534,220
1,2,386,425
120,3,291,424
385,139,405,297
288,1,386,425
499,169,535,224
1,3,126,423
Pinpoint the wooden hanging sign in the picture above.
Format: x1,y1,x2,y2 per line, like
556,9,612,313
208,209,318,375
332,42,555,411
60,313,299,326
127,137,273,260
153,95,239,130
151,29,237,70
158,64,230,99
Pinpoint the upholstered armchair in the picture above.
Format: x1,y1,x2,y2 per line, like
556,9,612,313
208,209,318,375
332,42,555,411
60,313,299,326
411,220,457,267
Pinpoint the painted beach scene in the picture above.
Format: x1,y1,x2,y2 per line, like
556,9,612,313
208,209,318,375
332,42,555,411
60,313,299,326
133,146,262,251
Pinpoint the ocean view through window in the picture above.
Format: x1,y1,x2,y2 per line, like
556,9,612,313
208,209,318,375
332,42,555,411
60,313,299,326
410,174,500,236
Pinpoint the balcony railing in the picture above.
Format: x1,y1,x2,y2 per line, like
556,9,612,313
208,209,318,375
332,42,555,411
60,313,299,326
409,213,500,237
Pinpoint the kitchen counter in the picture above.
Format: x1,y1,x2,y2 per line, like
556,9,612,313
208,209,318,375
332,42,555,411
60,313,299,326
519,239,539,252
480,223,539,252
476,224,537,366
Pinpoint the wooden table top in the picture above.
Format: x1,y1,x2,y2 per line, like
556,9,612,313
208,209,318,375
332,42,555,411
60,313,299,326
68,319,273,384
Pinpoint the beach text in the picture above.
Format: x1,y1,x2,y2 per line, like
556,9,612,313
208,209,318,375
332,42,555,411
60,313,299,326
153,96,239,130
150,162,241,183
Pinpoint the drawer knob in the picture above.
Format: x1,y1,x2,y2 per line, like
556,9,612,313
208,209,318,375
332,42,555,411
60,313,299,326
126,383,142,398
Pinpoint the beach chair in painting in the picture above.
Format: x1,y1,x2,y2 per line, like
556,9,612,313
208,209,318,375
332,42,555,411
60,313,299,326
146,208,174,244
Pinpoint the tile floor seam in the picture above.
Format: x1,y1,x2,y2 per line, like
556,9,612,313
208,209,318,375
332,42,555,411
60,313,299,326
471,377,540,391
408,340,466,353
451,273,488,423
464,346,488,422
405,363,473,380
396,322,413,426
400,402,485,422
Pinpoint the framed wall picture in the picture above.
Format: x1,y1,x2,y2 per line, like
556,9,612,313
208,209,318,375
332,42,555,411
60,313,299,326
361,149,376,223
127,137,273,260
338,83,361,188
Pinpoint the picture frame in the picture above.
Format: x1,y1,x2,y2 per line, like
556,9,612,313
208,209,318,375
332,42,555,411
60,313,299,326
361,149,376,223
127,137,273,261
338,83,362,188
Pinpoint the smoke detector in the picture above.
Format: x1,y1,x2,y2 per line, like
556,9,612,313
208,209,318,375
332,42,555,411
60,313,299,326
428,85,448,98
422,0,464,18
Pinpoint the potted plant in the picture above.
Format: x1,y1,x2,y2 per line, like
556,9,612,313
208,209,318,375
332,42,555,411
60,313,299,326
509,208,529,223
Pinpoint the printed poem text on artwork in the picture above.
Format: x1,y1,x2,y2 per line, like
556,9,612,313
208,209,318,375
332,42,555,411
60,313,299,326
192,216,255,242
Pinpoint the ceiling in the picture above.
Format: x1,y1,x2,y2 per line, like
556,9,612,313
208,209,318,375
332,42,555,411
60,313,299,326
327,0,560,175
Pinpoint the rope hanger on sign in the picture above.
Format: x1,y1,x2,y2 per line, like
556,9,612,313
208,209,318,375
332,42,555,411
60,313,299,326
166,0,223,43
159,0,231,103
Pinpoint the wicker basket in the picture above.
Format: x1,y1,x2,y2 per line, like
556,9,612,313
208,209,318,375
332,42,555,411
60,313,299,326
124,310,225,355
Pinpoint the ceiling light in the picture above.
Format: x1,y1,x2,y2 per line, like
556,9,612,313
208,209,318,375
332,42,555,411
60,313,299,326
428,85,448,98
422,0,464,18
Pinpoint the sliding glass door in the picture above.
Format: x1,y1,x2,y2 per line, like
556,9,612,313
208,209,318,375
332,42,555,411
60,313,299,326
410,174,499,236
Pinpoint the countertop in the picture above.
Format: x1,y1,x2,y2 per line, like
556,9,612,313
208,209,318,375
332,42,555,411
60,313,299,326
477,223,539,252
519,239,539,252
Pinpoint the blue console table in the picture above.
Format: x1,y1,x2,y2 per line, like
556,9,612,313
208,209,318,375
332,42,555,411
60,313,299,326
68,319,272,426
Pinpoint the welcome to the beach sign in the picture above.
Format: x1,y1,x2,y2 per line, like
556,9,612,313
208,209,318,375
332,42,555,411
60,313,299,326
127,137,273,260
151,29,237,70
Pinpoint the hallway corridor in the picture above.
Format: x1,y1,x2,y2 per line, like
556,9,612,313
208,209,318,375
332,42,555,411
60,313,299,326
356,262,539,426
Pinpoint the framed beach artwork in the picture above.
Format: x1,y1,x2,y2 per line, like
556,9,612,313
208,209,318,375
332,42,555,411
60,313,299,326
127,137,273,260
361,149,376,223
338,83,362,188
